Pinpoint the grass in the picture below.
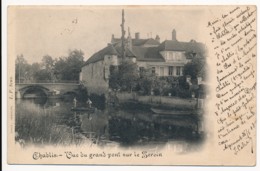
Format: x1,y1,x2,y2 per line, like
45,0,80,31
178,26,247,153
15,100,91,147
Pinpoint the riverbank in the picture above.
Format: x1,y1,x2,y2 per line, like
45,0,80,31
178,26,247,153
109,92,197,111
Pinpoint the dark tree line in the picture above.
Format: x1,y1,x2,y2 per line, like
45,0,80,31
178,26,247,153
109,61,172,95
15,49,85,83
183,52,207,80
108,54,207,98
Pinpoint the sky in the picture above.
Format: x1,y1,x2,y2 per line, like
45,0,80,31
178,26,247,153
9,6,208,64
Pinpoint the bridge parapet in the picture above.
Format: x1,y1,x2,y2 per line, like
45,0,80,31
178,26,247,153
15,80,79,84
15,83,81,99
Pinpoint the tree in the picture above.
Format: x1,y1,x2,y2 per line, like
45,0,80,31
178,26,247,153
15,54,31,83
38,55,56,82
53,49,85,81
137,68,156,95
41,55,55,71
183,53,206,80
33,69,52,82
66,49,85,80
27,62,41,82
109,65,121,91
53,57,66,81
15,49,85,83
152,77,171,96
109,60,139,92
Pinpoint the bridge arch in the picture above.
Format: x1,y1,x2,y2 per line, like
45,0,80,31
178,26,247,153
19,85,50,99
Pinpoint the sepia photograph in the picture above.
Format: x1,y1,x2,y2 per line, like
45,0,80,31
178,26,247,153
6,5,256,166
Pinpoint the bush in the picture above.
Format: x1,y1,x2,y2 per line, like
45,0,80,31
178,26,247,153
170,87,191,98
178,76,190,90
77,86,88,102
177,88,191,98
89,93,106,110
153,89,160,96
162,88,172,96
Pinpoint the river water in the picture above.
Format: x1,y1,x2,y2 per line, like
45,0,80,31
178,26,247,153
15,98,204,153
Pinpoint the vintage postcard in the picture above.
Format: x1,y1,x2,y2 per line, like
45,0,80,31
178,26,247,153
7,6,256,165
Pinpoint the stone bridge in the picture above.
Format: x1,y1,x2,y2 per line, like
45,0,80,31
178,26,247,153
15,83,81,98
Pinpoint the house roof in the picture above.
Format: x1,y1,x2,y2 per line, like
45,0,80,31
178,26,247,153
84,38,207,66
132,47,165,62
85,44,136,65
112,38,160,46
85,45,118,65
159,40,206,54
116,46,136,57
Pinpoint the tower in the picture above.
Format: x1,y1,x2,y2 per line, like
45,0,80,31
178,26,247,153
121,9,126,59
127,27,132,51
155,35,160,43
172,29,177,41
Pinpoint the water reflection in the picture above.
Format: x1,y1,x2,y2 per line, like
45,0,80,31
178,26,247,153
15,98,204,152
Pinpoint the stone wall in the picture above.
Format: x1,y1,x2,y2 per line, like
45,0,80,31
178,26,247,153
81,61,109,95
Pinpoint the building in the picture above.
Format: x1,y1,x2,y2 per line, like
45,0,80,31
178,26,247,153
80,28,206,95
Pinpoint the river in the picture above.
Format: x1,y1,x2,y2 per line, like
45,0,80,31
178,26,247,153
15,98,204,153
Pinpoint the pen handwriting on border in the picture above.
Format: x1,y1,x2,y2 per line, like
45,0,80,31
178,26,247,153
208,6,256,155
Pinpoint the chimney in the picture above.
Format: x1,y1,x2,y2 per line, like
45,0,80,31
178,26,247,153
111,34,115,43
172,29,177,41
190,39,196,43
135,32,140,39
155,35,160,43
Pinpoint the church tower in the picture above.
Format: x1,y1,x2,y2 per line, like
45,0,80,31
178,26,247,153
121,9,126,59
127,27,132,51
172,29,177,41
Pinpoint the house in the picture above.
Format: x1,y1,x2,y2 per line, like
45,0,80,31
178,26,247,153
80,29,206,95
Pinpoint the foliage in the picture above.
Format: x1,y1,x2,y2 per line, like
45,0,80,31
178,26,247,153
152,77,171,96
136,68,156,95
54,49,85,81
137,69,171,95
183,54,206,79
15,49,85,83
41,55,55,71
171,87,191,98
77,84,89,102
108,66,121,91
34,69,52,81
15,54,31,83
138,74,190,97
29,63,41,81
178,76,190,90
109,60,139,92
109,63,190,98
89,93,106,110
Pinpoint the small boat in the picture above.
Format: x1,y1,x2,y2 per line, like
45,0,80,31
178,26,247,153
71,107,96,112
151,108,194,116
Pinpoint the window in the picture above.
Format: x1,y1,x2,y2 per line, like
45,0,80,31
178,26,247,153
139,67,145,73
168,66,173,76
176,66,181,76
151,67,156,74
169,52,173,60
160,67,164,76
104,66,109,79
174,53,178,61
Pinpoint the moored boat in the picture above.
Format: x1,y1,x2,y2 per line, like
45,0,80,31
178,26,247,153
71,107,96,112
151,108,194,116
